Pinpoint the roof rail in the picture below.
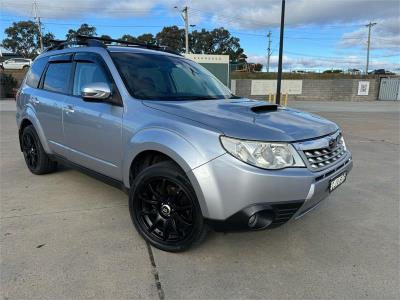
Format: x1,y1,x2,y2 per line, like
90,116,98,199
44,35,182,56
44,37,106,52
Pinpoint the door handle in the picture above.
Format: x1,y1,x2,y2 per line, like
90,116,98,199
64,105,75,114
31,97,40,104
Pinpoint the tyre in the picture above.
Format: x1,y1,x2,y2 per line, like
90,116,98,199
129,161,207,252
22,65,29,70
21,125,57,175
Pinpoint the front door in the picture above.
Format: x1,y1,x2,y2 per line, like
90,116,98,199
62,53,123,180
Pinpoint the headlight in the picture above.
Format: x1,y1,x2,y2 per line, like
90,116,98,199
339,136,347,150
220,136,305,170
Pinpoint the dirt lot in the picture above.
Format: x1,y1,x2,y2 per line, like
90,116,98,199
1,101,399,299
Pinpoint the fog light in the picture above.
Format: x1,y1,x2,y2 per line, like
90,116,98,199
248,214,258,228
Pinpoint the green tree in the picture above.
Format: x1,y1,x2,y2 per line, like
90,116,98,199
136,33,156,44
156,26,185,52
120,34,137,42
254,63,263,71
210,27,244,62
66,23,96,40
2,21,55,58
99,34,112,40
188,27,245,61
43,32,55,47
189,29,213,54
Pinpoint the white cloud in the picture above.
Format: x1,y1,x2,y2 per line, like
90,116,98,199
339,17,400,52
247,54,400,71
2,0,399,27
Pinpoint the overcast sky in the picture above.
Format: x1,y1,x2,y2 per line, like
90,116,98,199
1,0,399,71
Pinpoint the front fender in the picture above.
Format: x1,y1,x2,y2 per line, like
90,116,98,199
18,106,53,154
122,127,224,217
122,126,220,184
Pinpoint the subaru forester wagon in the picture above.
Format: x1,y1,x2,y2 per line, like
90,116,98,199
16,36,352,252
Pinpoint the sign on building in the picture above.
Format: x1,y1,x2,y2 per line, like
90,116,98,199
357,81,370,96
184,54,230,87
250,80,303,95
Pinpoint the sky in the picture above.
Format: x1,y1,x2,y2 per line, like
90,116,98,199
1,0,399,72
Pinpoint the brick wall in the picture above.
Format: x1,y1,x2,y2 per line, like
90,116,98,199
232,78,381,101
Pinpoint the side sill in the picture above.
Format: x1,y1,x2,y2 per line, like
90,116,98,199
49,154,129,194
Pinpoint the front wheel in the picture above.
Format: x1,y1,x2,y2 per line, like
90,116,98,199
129,161,207,252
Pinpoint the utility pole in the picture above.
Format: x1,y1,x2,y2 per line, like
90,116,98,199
33,0,43,52
266,31,272,72
276,0,285,105
365,22,377,75
183,6,189,54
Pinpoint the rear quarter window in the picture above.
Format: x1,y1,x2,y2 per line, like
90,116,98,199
43,62,72,94
26,57,49,88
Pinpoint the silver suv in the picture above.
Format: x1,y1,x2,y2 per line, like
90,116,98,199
16,37,352,252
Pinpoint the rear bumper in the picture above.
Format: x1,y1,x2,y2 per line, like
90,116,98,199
189,151,352,231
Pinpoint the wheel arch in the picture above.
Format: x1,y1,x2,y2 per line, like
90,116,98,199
18,108,52,154
123,128,211,217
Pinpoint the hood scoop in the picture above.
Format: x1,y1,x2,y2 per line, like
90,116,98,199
250,104,278,113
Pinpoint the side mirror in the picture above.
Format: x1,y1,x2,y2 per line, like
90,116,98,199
81,82,111,101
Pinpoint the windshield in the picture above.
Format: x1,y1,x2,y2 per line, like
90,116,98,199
111,52,236,100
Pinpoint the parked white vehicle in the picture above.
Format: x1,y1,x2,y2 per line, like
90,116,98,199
0,58,32,70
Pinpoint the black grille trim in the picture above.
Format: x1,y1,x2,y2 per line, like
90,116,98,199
270,201,304,227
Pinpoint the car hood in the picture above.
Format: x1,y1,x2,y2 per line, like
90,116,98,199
143,98,339,142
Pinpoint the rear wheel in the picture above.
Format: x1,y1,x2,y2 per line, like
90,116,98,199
21,125,57,174
130,161,207,252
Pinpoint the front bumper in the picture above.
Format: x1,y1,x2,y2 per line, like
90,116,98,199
189,150,352,231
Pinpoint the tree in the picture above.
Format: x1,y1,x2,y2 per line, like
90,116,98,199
189,29,213,54
156,26,185,52
188,27,245,62
120,34,136,42
43,32,55,47
66,23,96,40
210,28,245,62
2,21,50,58
99,34,112,40
254,63,263,71
136,33,156,44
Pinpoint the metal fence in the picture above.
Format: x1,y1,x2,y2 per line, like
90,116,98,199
379,78,400,101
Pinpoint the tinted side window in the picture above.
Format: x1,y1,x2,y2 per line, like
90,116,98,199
26,57,49,88
43,62,72,94
73,62,110,96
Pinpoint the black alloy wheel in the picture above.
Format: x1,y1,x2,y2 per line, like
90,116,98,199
130,161,206,252
22,131,39,170
21,125,57,174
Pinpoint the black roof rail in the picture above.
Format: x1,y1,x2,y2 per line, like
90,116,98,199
76,35,182,56
43,35,182,56
44,37,106,52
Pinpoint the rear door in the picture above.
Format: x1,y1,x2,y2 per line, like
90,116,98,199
62,52,123,180
28,54,73,154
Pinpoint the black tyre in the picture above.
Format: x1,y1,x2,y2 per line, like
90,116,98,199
129,161,207,252
21,125,57,175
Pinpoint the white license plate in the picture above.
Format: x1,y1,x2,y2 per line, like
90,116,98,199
329,172,347,192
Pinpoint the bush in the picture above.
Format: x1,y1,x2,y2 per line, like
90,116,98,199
0,72,18,98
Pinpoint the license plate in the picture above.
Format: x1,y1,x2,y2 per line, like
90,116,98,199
329,172,347,192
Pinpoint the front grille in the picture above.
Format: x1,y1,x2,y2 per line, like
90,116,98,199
270,201,303,227
303,140,346,171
